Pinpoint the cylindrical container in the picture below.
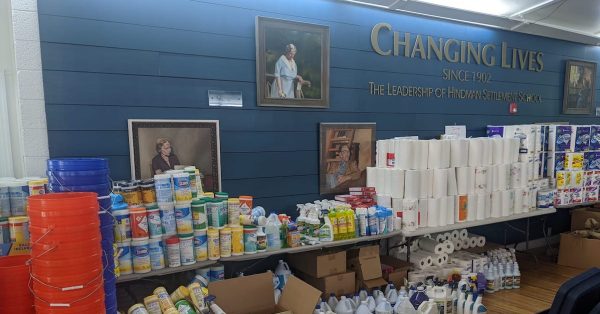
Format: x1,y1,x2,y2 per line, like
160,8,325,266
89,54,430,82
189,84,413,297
227,198,240,225
202,192,214,198
117,240,133,275
148,238,166,270
191,199,207,230
219,227,232,258
210,264,225,281
7,180,28,216
187,282,204,312
208,199,227,229
173,172,192,204
121,183,142,206
231,225,243,256
8,216,29,244
154,174,173,203
179,234,195,265
131,239,151,274
256,226,267,253
130,206,149,240
175,202,193,235
0,182,11,217
128,303,150,314
0,217,10,244
113,208,131,242
28,179,46,196
170,285,190,303
144,295,162,314
159,202,177,236
243,225,257,255
147,205,163,239
154,287,176,312
215,192,228,199
238,195,253,215
166,236,181,268
185,166,198,198
195,169,204,195
141,179,157,205
207,227,220,260
193,229,208,261
175,300,196,314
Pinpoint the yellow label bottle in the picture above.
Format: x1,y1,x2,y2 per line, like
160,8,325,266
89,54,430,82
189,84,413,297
336,209,347,240
328,210,339,241
346,209,356,239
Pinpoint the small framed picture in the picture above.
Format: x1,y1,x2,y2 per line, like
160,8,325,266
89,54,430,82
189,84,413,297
563,60,597,115
256,16,330,108
319,123,376,195
128,119,221,192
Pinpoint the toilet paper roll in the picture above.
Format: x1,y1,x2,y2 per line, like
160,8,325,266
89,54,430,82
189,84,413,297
387,140,396,167
441,140,451,169
443,232,452,241
476,192,486,220
462,238,471,249
383,168,392,195
377,140,388,168
404,170,420,199
485,166,493,193
428,140,443,169
433,253,448,266
474,166,488,192
438,198,447,227
522,189,530,213
392,197,403,212
418,237,445,254
453,239,463,251
447,167,458,196
459,229,468,240
491,165,499,191
442,240,454,254
432,168,449,198
513,188,524,214
377,194,392,208
366,167,376,188
451,230,460,241
418,199,428,228
511,139,520,163
456,167,474,195
510,162,524,188
501,190,514,217
415,141,429,170
435,234,446,243
446,196,455,225
533,161,541,180
450,139,469,167
375,167,386,194
483,192,491,219
481,139,491,166
469,237,478,248
496,164,509,191
468,138,484,167
390,169,405,198
492,138,504,165
484,138,494,165
467,194,477,222
419,169,433,199
502,138,513,164
491,191,502,218
395,140,415,170
427,198,439,228
477,237,486,247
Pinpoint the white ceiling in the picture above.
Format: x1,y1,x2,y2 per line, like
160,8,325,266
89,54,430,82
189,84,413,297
340,0,600,45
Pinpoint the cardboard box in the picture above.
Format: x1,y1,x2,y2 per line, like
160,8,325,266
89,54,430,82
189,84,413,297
571,208,600,231
558,233,600,269
380,256,411,287
296,271,355,297
348,245,387,289
208,272,321,314
287,251,346,278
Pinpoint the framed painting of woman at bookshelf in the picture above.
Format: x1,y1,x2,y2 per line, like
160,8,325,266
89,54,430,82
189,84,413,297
563,60,596,115
319,123,376,195
256,16,330,108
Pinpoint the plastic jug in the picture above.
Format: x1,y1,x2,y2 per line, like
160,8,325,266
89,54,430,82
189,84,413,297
385,282,395,295
266,213,282,251
347,295,357,310
367,295,377,312
275,260,291,289
327,293,338,310
472,294,487,314
456,291,466,314
353,293,361,306
376,292,387,306
359,289,369,302
319,298,332,312
386,285,399,305
373,289,384,300
375,298,393,314
314,305,321,314
463,292,474,314
409,286,429,310
356,300,371,314
335,296,354,314
394,295,417,314
431,286,451,314
417,300,437,314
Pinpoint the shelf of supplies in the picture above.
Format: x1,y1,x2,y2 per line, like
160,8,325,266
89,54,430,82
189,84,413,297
555,202,598,209
116,260,217,283
401,208,557,238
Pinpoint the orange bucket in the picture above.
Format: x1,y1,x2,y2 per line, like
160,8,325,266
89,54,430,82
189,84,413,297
32,259,103,280
31,238,101,261
33,279,104,303
0,255,34,313
29,222,100,243
28,192,99,210
34,289,105,313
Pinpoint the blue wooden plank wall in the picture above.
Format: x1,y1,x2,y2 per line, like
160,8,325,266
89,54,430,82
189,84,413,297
38,0,600,239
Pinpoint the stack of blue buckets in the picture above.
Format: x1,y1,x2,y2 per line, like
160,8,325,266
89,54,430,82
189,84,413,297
47,158,117,314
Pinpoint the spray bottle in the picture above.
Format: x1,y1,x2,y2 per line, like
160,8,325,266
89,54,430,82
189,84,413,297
319,214,334,242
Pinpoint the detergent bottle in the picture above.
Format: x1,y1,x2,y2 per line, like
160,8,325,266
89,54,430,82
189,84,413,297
319,298,332,312
457,273,469,293
409,286,429,310
376,292,387,306
346,208,356,239
314,304,321,314
512,261,521,288
335,296,354,314
386,283,398,306
504,263,513,290
356,300,371,314
327,293,338,310
367,295,377,312
485,266,496,293
328,210,339,240
385,282,395,295
394,294,417,314
347,295,357,311
274,260,291,289
472,294,487,314
456,290,466,314
375,297,393,314
336,208,348,240
373,289,383,300
431,285,451,314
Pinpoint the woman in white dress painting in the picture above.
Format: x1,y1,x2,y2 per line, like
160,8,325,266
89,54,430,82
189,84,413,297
270,43,306,98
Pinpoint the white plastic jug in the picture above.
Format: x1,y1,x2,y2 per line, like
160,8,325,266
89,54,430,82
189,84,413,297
367,295,377,312
431,286,451,314
319,298,332,312
386,287,399,305
375,298,393,314
347,296,357,310
353,293,361,306
385,282,395,295
335,296,354,314
275,260,291,289
373,289,384,300
376,293,387,306
359,289,369,302
266,213,282,251
356,300,371,314
394,296,417,314
417,300,437,314
327,293,338,310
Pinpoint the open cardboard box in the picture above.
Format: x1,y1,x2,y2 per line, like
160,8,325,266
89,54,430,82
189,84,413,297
347,245,387,289
287,250,346,278
208,271,321,314
571,207,600,231
380,256,411,287
558,232,600,269
295,271,355,297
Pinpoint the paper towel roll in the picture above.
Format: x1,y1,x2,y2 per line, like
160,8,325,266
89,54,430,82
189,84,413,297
415,141,429,170
501,190,514,217
392,197,403,212
450,139,469,167
383,168,392,195
462,238,471,249
459,229,468,240
502,138,513,164
441,140,451,169
438,198,447,227
491,191,502,218
481,138,491,166
522,189,530,213
446,196,455,225
387,140,396,167
377,194,392,208
453,239,463,251
395,140,415,170
511,139,520,163
456,167,474,195
377,140,388,168
419,169,433,199
435,234,445,243
497,164,509,191
513,188,524,214
467,194,477,221
510,163,523,188
427,198,439,228
485,138,494,165
432,168,449,198
492,138,504,165
474,166,488,192
491,165,499,191
418,199,428,228
484,192,491,219
442,240,454,254
366,167,376,188
469,237,478,248
428,140,443,169
418,237,445,254
390,169,405,198
447,167,458,196
485,166,493,193
375,167,386,194
433,253,448,266
476,192,486,220
468,138,484,167
477,237,485,247
404,170,420,199
451,230,460,241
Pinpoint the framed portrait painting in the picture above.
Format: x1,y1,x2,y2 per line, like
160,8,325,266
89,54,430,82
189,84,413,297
563,60,597,115
256,16,330,108
319,123,376,195
128,119,221,192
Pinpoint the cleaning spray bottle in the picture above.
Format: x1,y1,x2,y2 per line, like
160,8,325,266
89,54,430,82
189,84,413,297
463,291,474,314
472,293,488,314
319,214,334,242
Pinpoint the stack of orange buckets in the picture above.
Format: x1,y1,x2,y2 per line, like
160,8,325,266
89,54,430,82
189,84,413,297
0,255,34,313
29,192,105,313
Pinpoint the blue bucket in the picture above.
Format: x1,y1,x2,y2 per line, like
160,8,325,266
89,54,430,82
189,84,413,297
99,211,113,227
103,267,116,281
99,198,112,211
106,306,117,314
48,169,110,186
48,181,111,195
47,158,109,171
101,224,114,241
104,290,117,311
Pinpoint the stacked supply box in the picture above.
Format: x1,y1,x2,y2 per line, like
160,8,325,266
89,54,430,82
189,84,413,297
287,250,356,297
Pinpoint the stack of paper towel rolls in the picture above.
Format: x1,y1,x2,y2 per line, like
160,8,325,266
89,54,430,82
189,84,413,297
371,136,543,231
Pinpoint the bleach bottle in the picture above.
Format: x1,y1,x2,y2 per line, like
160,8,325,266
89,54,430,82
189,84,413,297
356,300,371,314
319,298,332,312
274,260,291,289
409,286,429,310
335,296,354,314
266,213,282,251
327,293,338,310
375,297,393,314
